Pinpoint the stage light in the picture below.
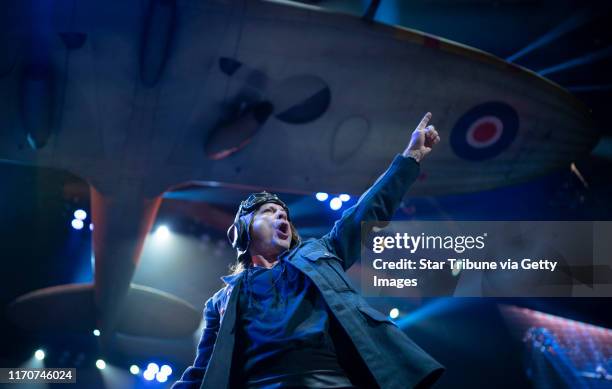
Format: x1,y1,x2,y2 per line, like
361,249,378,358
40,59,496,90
34,349,45,360
316,192,329,201
89,223,94,231
451,263,462,276
96,359,106,370
329,197,342,210
71,219,84,230
147,363,159,374
153,225,170,242
156,372,168,383
143,370,155,381
129,365,139,375
92,329,100,337
74,209,87,220
160,365,172,376
339,194,350,202
389,308,400,319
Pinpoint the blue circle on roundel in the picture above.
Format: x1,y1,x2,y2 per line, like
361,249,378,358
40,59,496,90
450,101,519,161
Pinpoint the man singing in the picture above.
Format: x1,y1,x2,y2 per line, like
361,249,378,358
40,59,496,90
173,113,444,388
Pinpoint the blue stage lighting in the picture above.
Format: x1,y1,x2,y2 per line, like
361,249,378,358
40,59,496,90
71,219,84,230
156,372,168,383
160,365,172,376
153,226,171,242
147,362,159,374
316,192,329,201
389,308,399,319
329,197,342,210
74,209,87,220
143,369,155,381
34,349,45,360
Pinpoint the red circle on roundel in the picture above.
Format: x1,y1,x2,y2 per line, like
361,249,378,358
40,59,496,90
473,122,497,142
466,116,503,149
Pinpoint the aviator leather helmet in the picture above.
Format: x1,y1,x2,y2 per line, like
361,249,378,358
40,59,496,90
227,191,298,261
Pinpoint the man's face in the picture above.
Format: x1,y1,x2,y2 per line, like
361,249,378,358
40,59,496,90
249,202,292,258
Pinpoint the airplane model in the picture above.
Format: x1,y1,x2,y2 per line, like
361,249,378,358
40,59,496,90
1,0,599,341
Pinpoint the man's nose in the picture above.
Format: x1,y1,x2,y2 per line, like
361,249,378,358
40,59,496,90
276,210,288,220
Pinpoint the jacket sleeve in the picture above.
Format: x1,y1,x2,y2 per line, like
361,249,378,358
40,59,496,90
322,154,420,271
171,296,220,389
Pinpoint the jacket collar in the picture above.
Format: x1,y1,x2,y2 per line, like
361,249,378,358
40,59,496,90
220,271,244,286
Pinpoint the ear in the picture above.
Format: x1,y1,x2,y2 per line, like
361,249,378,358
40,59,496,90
240,213,254,251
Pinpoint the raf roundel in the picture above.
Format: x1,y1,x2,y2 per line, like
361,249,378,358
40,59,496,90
450,102,519,161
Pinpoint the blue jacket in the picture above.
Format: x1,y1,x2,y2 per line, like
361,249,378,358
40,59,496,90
173,155,444,389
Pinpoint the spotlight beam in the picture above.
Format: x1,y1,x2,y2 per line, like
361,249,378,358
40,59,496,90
566,83,612,92
538,45,612,76
395,298,470,329
506,8,593,62
362,0,381,22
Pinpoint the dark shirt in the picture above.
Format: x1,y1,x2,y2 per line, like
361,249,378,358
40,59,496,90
234,259,355,388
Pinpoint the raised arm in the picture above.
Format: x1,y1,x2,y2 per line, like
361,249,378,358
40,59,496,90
171,296,220,389
323,112,440,270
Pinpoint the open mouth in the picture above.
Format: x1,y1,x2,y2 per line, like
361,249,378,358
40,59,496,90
276,222,290,240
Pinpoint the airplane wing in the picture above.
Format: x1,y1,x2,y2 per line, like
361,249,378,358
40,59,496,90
0,0,599,197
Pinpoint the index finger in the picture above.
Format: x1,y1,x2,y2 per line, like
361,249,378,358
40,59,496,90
417,112,432,131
